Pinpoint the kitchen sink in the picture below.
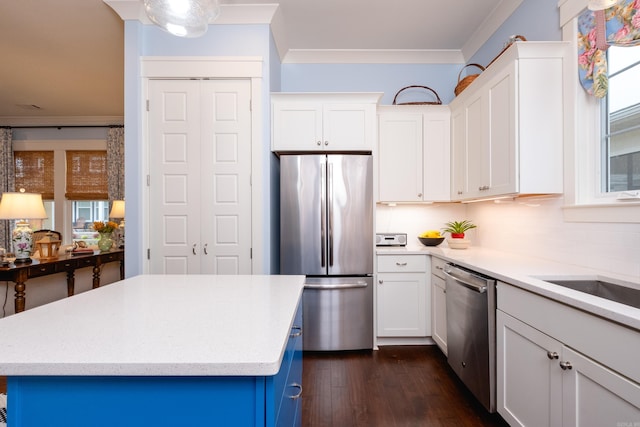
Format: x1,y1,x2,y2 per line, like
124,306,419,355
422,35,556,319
540,278,640,310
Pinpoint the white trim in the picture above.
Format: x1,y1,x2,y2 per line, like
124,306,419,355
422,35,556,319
281,49,465,65
1,116,123,127
140,56,265,273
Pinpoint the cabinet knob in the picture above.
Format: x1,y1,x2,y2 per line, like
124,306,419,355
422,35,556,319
378,279,383,284
547,351,559,360
316,141,322,146
559,361,573,370
417,193,422,198
324,141,329,146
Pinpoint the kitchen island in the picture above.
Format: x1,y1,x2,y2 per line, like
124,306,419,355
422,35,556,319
0,274,305,427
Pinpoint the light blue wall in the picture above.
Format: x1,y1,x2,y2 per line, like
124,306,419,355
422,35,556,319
123,22,276,276
279,0,561,103
281,64,461,105
468,0,562,66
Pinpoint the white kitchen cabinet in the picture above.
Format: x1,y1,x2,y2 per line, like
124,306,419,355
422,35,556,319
271,93,381,152
497,282,640,427
430,257,447,354
376,254,430,338
378,105,450,202
449,42,568,201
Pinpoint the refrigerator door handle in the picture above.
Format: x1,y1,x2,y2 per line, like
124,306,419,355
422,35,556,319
304,281,369,290
328,161,334,267
320,161,327,268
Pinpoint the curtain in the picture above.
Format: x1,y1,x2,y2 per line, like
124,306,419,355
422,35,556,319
0,128,15,250
106,126,125,202
578,0,640,98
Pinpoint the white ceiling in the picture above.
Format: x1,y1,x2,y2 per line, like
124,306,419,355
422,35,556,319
0,0,520,124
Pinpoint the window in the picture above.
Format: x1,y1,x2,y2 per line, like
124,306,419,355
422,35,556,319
601,45,640,193
13,147,109,243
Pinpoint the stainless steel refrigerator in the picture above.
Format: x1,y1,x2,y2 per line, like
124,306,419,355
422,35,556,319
280,154,373,351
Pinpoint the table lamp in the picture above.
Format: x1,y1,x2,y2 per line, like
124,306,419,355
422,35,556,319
0,190,48,263
109,200,125,248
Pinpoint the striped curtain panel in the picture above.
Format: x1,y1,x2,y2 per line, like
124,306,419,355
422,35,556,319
0,128,16,250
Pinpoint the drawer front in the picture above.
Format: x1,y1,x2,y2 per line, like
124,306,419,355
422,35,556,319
431,257,447,279
99,252,123,263
55,259,80,272
28,263,57,278
76,257,97,269
377,255,427,273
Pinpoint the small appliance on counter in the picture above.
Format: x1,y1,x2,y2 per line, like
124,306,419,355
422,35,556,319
375,233,407,247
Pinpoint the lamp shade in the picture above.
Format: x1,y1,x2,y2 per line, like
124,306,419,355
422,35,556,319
0,192,48,220
588,0,619,10
143,0,220,38
109,200,125,219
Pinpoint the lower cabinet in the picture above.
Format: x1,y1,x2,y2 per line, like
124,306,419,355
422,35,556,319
430,257,447,354
376,254,430,338
497,283,640,427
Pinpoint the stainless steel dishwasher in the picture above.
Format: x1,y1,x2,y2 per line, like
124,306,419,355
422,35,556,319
444,263,497,413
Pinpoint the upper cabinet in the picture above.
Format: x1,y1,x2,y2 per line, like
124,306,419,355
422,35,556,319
378,105,451,202
271,93,382,152
449,42,570,201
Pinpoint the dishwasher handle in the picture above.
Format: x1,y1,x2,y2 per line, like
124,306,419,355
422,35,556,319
444,269,487,293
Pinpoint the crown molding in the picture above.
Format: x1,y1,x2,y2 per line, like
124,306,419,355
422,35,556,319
282,49,465,64
0,116,124,127
103,1,278,25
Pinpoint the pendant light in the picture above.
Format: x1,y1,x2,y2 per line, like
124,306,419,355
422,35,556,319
587,0,619,10
143,0,221,38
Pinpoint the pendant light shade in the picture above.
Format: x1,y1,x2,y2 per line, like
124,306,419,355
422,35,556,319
588,0,619,10
143,0,220,38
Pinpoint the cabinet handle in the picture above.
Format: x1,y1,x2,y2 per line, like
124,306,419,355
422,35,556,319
396,262,407,266
316,141,322,146
559,361,573,370
378,280,383,284
192,244,197,255
324,141,329,146
290,325,302,338
287,383,303,400
203,244,208,255
435,265,444,270
457,190,463,195
547,351,559,360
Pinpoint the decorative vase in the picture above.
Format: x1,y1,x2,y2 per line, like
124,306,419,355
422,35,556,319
98,232,113,252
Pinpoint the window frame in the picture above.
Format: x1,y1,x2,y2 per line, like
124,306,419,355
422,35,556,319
560,5,640,223
12,139,109,243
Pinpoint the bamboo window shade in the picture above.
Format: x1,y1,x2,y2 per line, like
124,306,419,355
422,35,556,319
14,151,55,200
65,151,108,200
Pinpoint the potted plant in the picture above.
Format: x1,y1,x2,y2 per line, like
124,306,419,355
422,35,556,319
442,220,476,239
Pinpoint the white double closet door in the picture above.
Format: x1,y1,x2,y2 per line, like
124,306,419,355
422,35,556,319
148,79,252,274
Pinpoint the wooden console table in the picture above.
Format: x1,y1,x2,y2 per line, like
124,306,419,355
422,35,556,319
0,249,124,313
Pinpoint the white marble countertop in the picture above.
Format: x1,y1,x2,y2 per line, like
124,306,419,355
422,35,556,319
0,274,305,377
377,245,640,331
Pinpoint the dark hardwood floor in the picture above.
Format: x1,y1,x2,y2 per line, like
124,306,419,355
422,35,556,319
302,345,509,427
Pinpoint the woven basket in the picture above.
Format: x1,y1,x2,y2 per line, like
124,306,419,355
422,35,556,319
454,64,486,96
392,85,442,105
487,35,527,68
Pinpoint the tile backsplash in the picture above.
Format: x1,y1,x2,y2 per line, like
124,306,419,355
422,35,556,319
376,197,640,279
